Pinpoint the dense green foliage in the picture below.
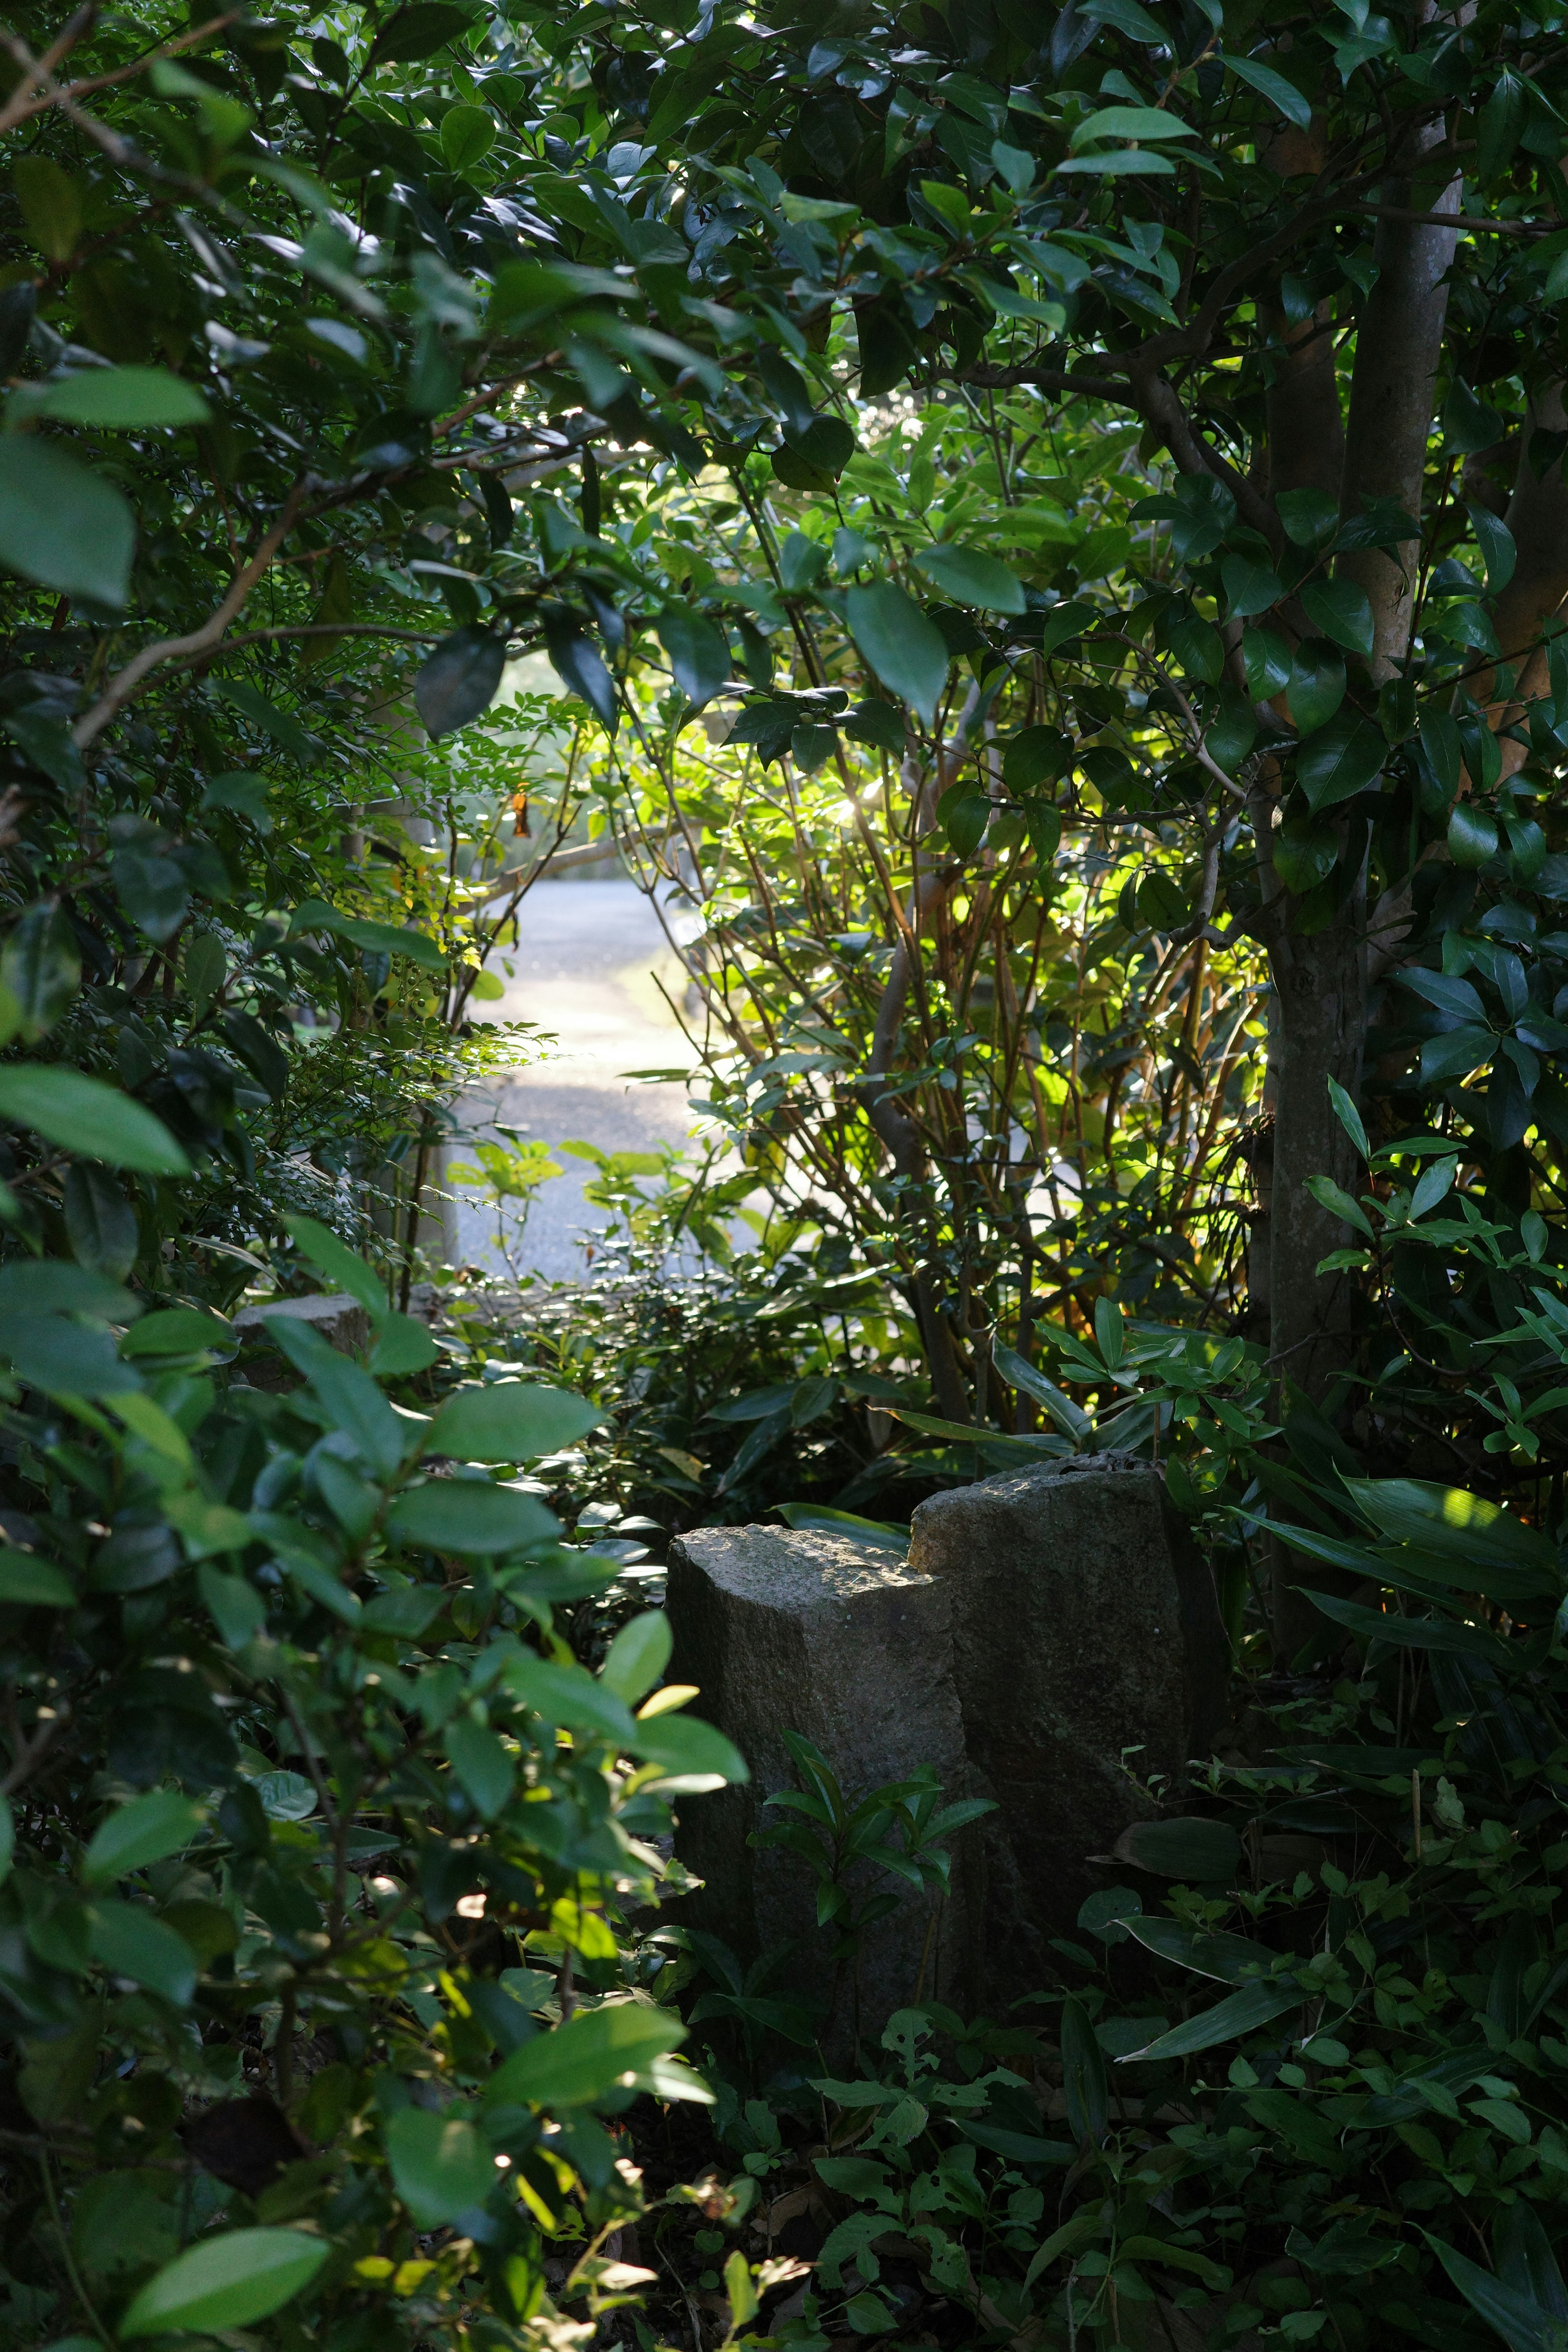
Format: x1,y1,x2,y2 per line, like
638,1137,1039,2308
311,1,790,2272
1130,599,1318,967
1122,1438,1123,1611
6,0,1568,2343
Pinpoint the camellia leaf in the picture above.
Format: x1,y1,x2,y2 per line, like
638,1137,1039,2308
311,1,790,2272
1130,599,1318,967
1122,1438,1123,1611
0,1313,141,1396
484,2000,689,2110
0,436,135,606
600,1609,673,1704
630,1709,749,1788
83,1790,204,1885
1299,578,1375,657
1002,726,1074,790
844,583,950,724
1468,503,1517,596
415,626,506,738
24,365,209,429
0,1063,189,1173
0,1548,76,1606
439,101,496,172
119,2229,331,2338
1417,708,1462,802
913,543,1025,613
87,1898,198,2004
1296,712,1385,812
1223,51,1312,127
387,2106,498,2225
1287,639,1346,735
386,1480,559,1556
1448,802,1499,870
426,1380,604,1463
444,1715,516,1817
657,606,731,709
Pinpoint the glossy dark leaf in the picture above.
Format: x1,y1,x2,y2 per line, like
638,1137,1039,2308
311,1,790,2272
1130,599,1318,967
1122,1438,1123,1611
414,627,506,739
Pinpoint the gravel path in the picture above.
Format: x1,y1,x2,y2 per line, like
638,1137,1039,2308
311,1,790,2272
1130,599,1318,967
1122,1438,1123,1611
443,875,699,1282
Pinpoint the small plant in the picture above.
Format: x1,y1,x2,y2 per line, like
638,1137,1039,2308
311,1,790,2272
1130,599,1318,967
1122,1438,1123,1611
752,1733,996,2046
447,1124,564,1281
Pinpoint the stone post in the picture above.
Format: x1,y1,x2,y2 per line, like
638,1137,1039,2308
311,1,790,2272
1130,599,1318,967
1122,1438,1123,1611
665,1526,976,2052
908,1451,1227,2007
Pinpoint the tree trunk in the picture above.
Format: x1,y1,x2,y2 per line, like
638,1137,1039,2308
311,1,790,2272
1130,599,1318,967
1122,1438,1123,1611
1264,136,1459,1659
1339,151,1461,673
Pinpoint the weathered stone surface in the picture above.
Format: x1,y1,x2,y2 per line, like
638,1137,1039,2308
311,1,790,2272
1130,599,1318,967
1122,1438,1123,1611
909,1451,1227,2005
665,1526,977,2049
233,1293,371,1389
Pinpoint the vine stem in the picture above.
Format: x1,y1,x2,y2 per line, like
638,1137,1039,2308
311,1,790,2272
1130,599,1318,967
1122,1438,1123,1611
40,2148,113,2348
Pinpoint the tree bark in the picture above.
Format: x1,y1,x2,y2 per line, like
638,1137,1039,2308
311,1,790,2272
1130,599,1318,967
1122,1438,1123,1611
1339,149,1461,673
1264,135,1459,1660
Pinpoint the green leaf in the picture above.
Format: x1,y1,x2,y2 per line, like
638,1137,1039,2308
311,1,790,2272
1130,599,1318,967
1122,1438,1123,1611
1443,380,1506,457
1113,1817,1242,1879
444,1715,516,1817
2,902,80,1040
440,101,496,171
284,1214,387,1316
387,2106,497,2226
1223,51,1312,126
370,1313,440,1374
1286,639,1345,734
1326,1075,1370,1163
600,1609,673,1704
1296,712,1385,812
0,1063,189,1173
0,1796,12,1887
426,1380,604,1463
937,784,992,856
1305,1174,1374,1238
371,1,475,60
913,543,1025,613
1469,503,1517,595
87,1899,198,2004
0,436,134,606
844,700,905,753
1166,614,1223,684
0,1260,136,1320
1300,578,1375,657
388,1480,559,1556
1060,1994,1108,2142
631,1710,750,1787
1117,1977,1303,2062
1243,627,1292,699
484,2001,688,2110
1078,0,1171,46
658,607,731,710
83,1791,204,1885
1276,488,1339,550
1002,726,1073,789
845,584,950,724
0,1313,141,1396
0,1548,76,1606
1421,1022,1494,1082
1419,708,1462,800
119,2229,331,2339
1429,2234,1563,2352
327,914,446,971
497,1649,637,1742
1448,802,1499,870
1221,552,1283,618
120,1307,231,1359
415,627,506,738
1301,1589,1504,1657
261,1316,406,1476
23,366,208,429
1068,104,1197,150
